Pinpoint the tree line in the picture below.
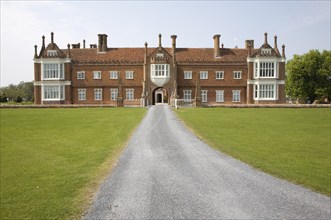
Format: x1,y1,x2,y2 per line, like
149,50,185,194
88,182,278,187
0,81,34,103
0,50,330,104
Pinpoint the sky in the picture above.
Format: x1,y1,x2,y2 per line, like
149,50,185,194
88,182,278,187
0,0,330,86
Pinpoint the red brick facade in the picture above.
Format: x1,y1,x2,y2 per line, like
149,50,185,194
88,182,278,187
33,32,286,106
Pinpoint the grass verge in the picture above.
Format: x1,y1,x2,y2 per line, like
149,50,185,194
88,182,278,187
176,108,331,196
0,108,146,219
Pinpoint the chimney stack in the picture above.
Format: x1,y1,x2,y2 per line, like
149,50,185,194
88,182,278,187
245,40,254,49
83,39,86,49
42,35,45,48
67,44,71,57
98,34,102,52
264,32,268,47
158,33,162,48
102,34,108,52
171,35,177,54
34,45,38,58
248,43,251,57
282,44,286,58
144,42,148,64
144,42,148,54
213,34,221,57
51,32,54,44
274,35,278,49
274,35,280,54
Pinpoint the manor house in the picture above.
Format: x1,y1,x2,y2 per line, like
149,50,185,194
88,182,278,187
33,32,286,106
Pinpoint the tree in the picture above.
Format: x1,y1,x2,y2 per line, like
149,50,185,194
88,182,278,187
0,81,34,102
286,50,331,103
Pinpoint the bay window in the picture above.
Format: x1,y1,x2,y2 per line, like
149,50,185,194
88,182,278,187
43,63,64,80
254,61,277,78
254,84,278,100
151,64,169,77
43,85,64,100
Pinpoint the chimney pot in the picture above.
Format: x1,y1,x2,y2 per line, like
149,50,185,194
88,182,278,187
171,35,177,54
67,43,70,57
42,35,45,48
264,32,268,46
83,39,86,49
282,44,286,58
158,33,162,48
98,34,102,52
34,45,38,58
274,35,279,51
213,34,221,57
102,34,108,52
51,32,54,44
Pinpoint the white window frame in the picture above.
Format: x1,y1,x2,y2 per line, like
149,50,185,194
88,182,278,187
156,53,164,58
254,61,277,78
261,48,272,55
216,71,224,79
110,88,118,100
126,89,134,100
94,88,102,100
47,50,57,57
232,90,241,102
77,71,85,79
254,84,278,100
183,90,192,102
184,71,192,79
216,90,224,102
125,71,134,79
110,71,118,79
43,63,64,80
150,64,170,77
42,85,65,101
200,71,208,79
78,89,86,101
201,90,208,102
93,71,101,79
233,71,242,79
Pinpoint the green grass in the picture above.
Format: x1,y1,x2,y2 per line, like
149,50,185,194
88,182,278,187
0,108,146,219
176,108,331,196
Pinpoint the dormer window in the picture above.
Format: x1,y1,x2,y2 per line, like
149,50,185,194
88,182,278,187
261,49,271,55
47,50,57,57
156,53,164,58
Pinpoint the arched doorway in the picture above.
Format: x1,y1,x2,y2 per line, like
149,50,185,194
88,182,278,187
153,88,167,105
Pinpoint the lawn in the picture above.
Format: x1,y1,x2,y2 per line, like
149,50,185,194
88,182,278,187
0,108,146,219
176,108,331,196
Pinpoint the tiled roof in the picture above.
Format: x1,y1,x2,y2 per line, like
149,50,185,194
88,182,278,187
174,48,248,63
39,43,67,58
66,48,148,64
64,47,250,64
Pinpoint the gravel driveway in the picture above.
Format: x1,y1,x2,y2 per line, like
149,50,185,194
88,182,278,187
84,105,330,219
